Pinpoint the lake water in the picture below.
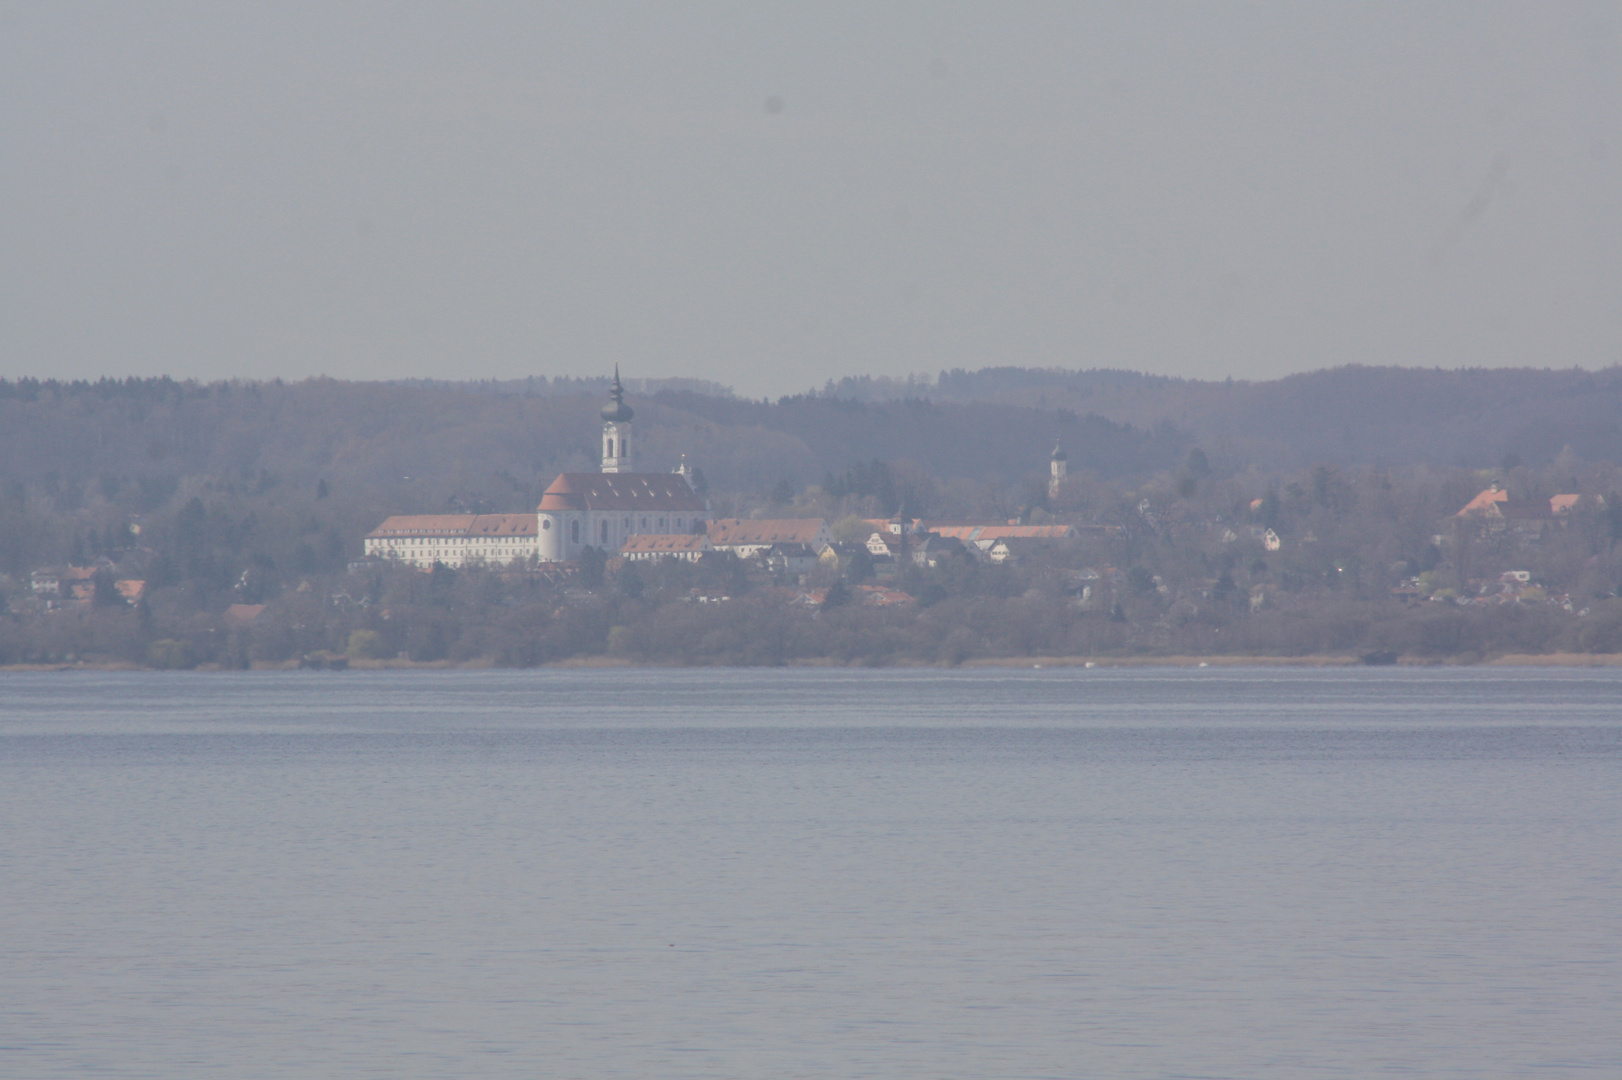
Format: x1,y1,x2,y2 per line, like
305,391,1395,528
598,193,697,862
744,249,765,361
2,667,1619,1079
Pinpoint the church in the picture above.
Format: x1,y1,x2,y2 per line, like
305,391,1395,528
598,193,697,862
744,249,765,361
363,370,710,568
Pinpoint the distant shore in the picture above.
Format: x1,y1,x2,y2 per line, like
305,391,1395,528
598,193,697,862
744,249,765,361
8,652,1622,673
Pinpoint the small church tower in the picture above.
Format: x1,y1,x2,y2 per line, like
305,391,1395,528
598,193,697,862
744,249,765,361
600,366,634,473
1049,439,1067,500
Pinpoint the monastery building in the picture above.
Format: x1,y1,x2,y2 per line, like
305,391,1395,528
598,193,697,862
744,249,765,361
364,370,710,568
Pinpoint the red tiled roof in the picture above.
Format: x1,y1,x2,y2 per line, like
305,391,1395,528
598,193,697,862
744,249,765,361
366,513,538,539
538,473,705,512
621,533,711,554
367,514,478,538
1549,493,1589,514
1456,488,1510,516
707,518,828,546
467,514,536,537
1458,489,1593,518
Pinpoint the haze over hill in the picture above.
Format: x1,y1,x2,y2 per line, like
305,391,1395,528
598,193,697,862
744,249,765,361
5,365,1622,543
813,364,1622,469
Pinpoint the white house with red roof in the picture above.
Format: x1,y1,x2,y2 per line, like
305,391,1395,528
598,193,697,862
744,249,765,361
363,513,540,568
620,533,713,562
705,518,834,558
1454,483,1599,522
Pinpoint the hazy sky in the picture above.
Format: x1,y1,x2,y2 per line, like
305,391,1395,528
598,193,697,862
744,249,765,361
3,3,1619,397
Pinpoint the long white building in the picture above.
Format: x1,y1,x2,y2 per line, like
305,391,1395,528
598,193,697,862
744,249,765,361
364,369,709,568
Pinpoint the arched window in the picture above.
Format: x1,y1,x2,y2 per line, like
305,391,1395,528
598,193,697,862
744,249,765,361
541,518,551,530
600,521,609,544
621,436,628,457
570,520,580,544
606,438,615,458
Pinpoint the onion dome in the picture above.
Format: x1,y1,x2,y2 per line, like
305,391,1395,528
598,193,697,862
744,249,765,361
1051,440,1067,462
600,366,635,422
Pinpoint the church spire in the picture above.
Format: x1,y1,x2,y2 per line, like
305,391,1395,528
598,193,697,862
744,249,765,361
1048,438,1067,500
600,366,634,472
600,365,634,423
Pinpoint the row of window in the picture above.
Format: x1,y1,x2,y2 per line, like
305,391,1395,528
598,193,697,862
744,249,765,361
371,515,698,555
556,515,694,546
375,548,532,558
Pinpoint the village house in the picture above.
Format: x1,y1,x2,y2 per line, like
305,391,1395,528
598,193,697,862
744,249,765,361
984,537,1034,564
1452,483,1600,544
762,543,823,577
910,533,965,568
27,566,144,609
818,542,885,576
619,533,712,563
854,525,968,568
925,522,1075,560
363,514,538,569
1455,482,1597,521
1219,525,1282,551
705,518,834,558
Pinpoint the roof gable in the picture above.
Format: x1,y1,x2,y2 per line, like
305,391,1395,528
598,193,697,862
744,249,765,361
1456,487,1511,516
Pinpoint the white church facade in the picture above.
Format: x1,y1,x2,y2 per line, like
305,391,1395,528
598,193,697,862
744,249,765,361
364,370,709,568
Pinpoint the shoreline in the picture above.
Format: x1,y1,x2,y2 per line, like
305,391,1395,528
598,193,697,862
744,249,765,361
7,651,1622,672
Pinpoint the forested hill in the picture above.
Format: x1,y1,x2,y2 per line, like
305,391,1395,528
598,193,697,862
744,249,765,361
0,377,1184,568
822,365,1622,469
5,364,1622,542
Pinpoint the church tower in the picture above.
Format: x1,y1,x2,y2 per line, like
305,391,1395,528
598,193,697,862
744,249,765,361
600,366,634,472
1049,439,1067,500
